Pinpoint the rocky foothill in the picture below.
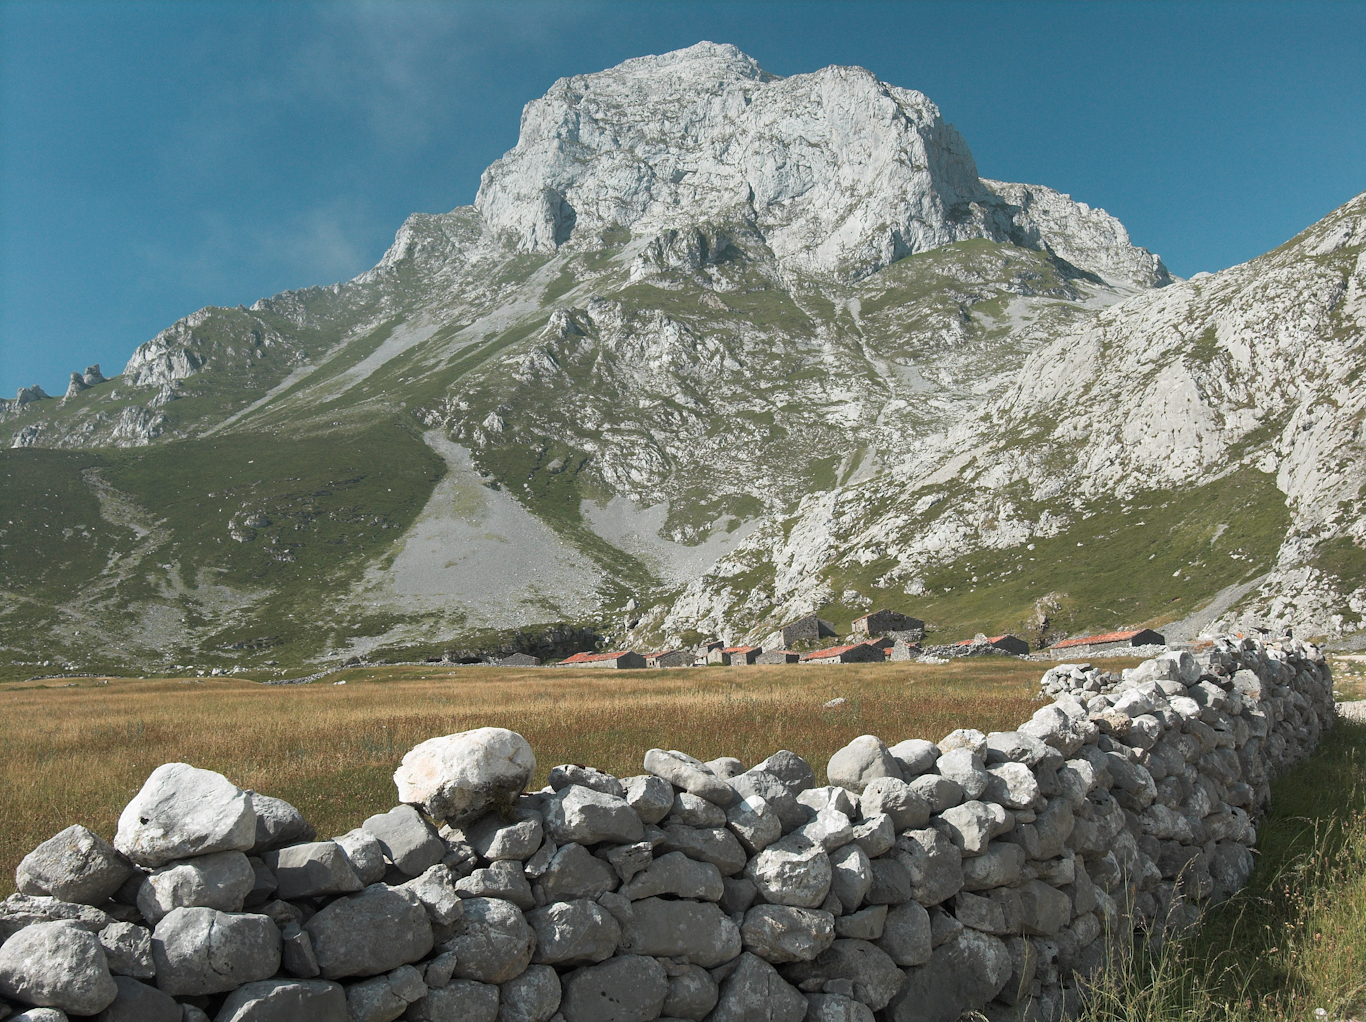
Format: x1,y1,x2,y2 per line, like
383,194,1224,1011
0,636,1334,1022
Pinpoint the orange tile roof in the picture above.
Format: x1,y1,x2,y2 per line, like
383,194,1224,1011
723,646,758,654
560,650,633,664
800,644,860,661
1050,630,1145,650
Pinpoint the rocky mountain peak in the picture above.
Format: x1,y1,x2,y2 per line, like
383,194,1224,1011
472,42,1168,288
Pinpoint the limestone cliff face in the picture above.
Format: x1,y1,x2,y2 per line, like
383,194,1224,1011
473,42,1167,288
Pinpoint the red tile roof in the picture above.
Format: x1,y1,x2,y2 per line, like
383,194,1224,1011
723,646,758,654
800,644,860,661
560,650,632,664
1050,630,1145,650
953,634,1014,647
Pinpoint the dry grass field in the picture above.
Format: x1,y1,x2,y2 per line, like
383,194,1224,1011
0,657,1088,897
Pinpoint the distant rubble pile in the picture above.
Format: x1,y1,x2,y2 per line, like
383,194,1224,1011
0,637,1333,1022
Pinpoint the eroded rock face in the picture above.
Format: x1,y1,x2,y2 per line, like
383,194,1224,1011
15,826,133,905
115,763,256,868
394,728,536,824
0,919,119,1015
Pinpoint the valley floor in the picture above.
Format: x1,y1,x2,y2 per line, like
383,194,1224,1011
0,658,1061,895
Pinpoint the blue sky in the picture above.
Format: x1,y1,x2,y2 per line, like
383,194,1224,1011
2,1,1363,397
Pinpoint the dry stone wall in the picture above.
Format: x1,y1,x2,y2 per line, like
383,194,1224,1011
0,636,1334,1022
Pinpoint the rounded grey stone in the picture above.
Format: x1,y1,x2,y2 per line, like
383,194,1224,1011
559,955,668,1022
441,897,535,984
95,976,180,1022
16,825,134,906
304,885,433,980
0,920,118,1015
497,964,561,1022
740,905,835,963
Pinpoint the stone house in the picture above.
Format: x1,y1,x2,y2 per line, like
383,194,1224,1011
706,647,731,666
756,649,801,664
953,634,1031,656
645,649,692,669
780,614,838,647
800,642,887,665
1049,628,1165,654
724,645,761,665
851,610,925,639
557,651,648,669
496,653,542,667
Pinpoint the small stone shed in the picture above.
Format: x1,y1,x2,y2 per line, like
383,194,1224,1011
755,649,801,664
800,642,887,665
645,649,692,669
1049,628,1165,654
495,653,542,667
723,646,761,665
780,614,838,647
851,610,925,638
954,634,1031,656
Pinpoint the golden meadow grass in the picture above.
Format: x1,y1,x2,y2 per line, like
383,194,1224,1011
0,658,1081,898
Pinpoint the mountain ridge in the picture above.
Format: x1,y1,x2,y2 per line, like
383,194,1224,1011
1,43,1361,677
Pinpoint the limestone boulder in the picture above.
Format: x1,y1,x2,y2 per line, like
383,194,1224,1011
983,762,1039,810
875,901,932,966
740,905,835,963
247,794,316,854
620,775,674,825
114,763,256,869
559,955,668,1022
94,975,180,1022
545,786,644,846
216,978,347,1021
857,778,929,831
439,897,535,983
0,919,118,1015
662,964,717,1021
709,953,807,1022
334,828,388,885
751,752,817,796
549,765,625,798
728,771,806,833
343,964,426,1022
666,792,728,828
828,843,872,912
805,992,875,1022
97,921,154,979
887,740,940,778
527,899,620,965
398,864,466,925
744,833,832,908
537,842,619,901
781,939,904,1011
498,964,561,1022
657,825,747,876
0,893,111,942
362,806,446,878
726,795,782,855
404,979,499,1022
892,829,962,906
466,809,544,861
827,737,902,794
15,826,133,906
933,750,988,800
263,841,362,901
932,802,995,856
906,775,963,814
305,885,434,980
152,908,280,995
624,851,722,901
883,929,1011,1022
394,728,536,824
136,849,256,924
643,749,737,806
620,897,741,967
